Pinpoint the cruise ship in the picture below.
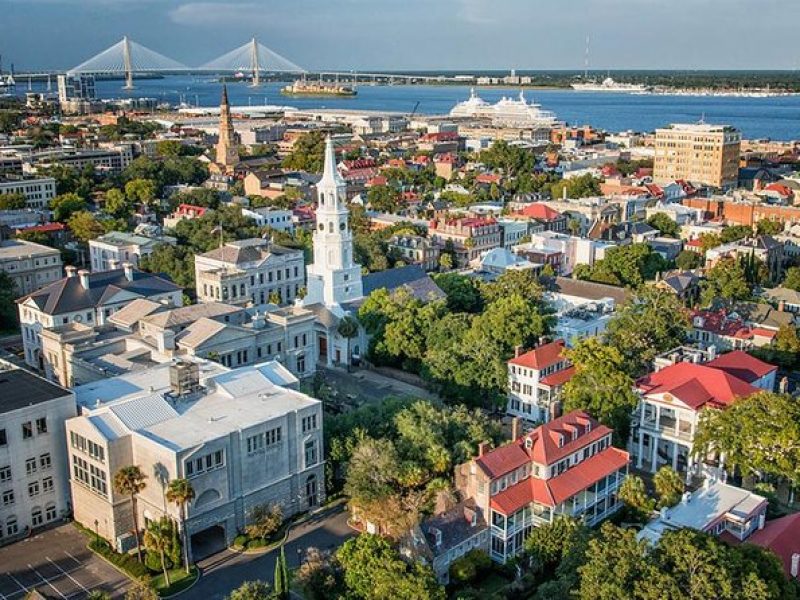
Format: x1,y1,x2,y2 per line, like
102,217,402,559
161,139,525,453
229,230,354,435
571,77,649,93
449,89,562,128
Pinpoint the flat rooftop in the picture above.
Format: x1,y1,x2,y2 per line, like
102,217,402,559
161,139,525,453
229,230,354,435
0,366,71,413
0,239,60,260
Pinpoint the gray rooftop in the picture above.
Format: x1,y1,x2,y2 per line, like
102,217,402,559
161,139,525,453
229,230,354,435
0,366,72,413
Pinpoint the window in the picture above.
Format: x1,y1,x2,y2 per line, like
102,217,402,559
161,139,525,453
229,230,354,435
266,427,282,447
6,516,18,536
306,474,318,507
45,503,56,522
2,490,14,506
186,450,224,478
72,456,107,497
26,458,37,475
31,507,43,527
297,353,306,374
247,433,265,454
304,440,318,467
42,477,53,493
28,481,40,497
22,422,33,439
0,429,6,446
0,466,10,483
302,414,318,433
40,454,52,470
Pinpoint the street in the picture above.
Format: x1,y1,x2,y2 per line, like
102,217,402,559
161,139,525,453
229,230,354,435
183,505,354,599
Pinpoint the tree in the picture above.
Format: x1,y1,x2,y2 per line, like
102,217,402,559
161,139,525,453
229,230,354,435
104,188,131,218
576,522,649,600
337,315,360,366
144,518,173,586
675,250,702,271
756,219,783,236
114,465,147,562
701,258,751,306
0,272,18,331
606,287,689,377
782,266,800,292
524,516,588,571
550,173,602,200
367,185,401,213
578,244,668,289
698,232,722,254
295,547,343,600
51,192,86,222
438,252,453,271
480,268,544,306
433,273,483,313
653,466,684,508
139,245,194,289
618,475,655,521
646,213,680,238
721,225,753,244
227,581,273,600
125,179,158,207
693,391,800,487
563,338,639,445
273,545,289,599
245,504,283,541
156,140,183,158
775,324,800,353
0,192,26,210
124,580,158,600
165,478,195,573
336,534,444,600
449,549,491,585
282,131,326,172
67,210,105,242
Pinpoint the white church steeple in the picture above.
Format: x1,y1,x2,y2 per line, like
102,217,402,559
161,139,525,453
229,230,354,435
303,137,363,310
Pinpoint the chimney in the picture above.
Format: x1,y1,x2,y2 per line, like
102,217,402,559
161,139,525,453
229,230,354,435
514,345,523,358
122,262,134,282
108,258,119,271
758,512,766,530
791,553,799,579
65,265,77,278
478,441,490,457
77,269,90,289
778,300,786,313
511,417,520,441
779,376,789,394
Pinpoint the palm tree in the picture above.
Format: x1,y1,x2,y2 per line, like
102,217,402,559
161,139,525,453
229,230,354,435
144,519,173,587
337,315,359,368
114,465,147,562
165,478,195,574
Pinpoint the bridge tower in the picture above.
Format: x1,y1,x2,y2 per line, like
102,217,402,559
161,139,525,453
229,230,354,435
250,37,260,87
122,36,134,90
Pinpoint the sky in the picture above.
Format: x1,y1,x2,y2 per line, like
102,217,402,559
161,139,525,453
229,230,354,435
2,0,800,72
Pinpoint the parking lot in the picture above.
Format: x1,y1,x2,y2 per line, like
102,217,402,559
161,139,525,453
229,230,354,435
0,524,129,600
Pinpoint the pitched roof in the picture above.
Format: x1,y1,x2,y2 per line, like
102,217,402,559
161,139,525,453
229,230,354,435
747,512,800,578
636,362,760,410
199,239,299,265
705,350,777,384
509,340,566,370
490,447,629,513
542,276,631,305
360,265,445,303
516,203,563,221
18,268,181,315
540,365,576,388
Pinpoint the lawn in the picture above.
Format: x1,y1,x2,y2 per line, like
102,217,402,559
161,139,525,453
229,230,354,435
152,567,199,597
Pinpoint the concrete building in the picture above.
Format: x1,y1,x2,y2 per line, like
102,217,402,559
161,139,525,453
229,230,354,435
630,350,776,482
653,123,741,190
240,207,294,233
31,146,133,174
506,340,574,424
429,217,502,267
89,231,177,272
195,239,305,307
0,177,57,210
66,359,324,558
639,481,767,545
0,361,77,542
17,265,182,371
0,239,63,297
387,234,440,272
454,411,628,563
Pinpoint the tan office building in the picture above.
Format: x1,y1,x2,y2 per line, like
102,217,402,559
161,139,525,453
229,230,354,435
653,123,741,190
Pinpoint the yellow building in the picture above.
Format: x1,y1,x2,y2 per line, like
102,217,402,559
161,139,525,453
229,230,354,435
653,123,741,190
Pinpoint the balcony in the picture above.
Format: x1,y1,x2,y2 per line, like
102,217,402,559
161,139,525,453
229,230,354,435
639,416,693,441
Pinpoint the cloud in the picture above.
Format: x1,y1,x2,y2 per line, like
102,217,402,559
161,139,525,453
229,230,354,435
168,2,259,26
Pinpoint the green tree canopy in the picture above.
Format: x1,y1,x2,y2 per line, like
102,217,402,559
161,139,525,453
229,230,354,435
701,258,751,306
51,192,87,222
0,192,26,210
653,466,684,508
0,272,19,331
282,131,326,172
675,250,702,271
646,213,680,238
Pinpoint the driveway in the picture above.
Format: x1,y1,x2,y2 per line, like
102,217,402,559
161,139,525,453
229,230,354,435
0,523,129,600
184,505,354,600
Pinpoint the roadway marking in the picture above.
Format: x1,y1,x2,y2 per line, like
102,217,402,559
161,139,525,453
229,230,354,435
28,564,68,600
6,574,28,595
63,551,83,567
47,558,89,594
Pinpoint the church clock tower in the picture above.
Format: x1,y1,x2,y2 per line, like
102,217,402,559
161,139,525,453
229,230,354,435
303,137,363,311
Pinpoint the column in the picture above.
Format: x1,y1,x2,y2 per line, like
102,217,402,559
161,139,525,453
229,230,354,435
650,435,658,473
636,431,645,469
671,441,679,470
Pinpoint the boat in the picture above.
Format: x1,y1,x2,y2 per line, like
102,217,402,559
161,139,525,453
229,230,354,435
450,88,562,128
281,79,357,97
571,77,649,93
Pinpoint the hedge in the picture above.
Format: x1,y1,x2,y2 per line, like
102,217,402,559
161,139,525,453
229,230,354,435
89,538,151,580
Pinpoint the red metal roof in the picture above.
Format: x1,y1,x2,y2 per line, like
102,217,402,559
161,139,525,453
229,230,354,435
540,365,576,388
705,350,777,383
509,340,566,370
489,447,629,513
515,203,563,221
747,512,800,578
16,223,66,233
636,362,760,410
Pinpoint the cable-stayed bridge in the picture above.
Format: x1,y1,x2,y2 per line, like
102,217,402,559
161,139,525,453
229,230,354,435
14,36,450,88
